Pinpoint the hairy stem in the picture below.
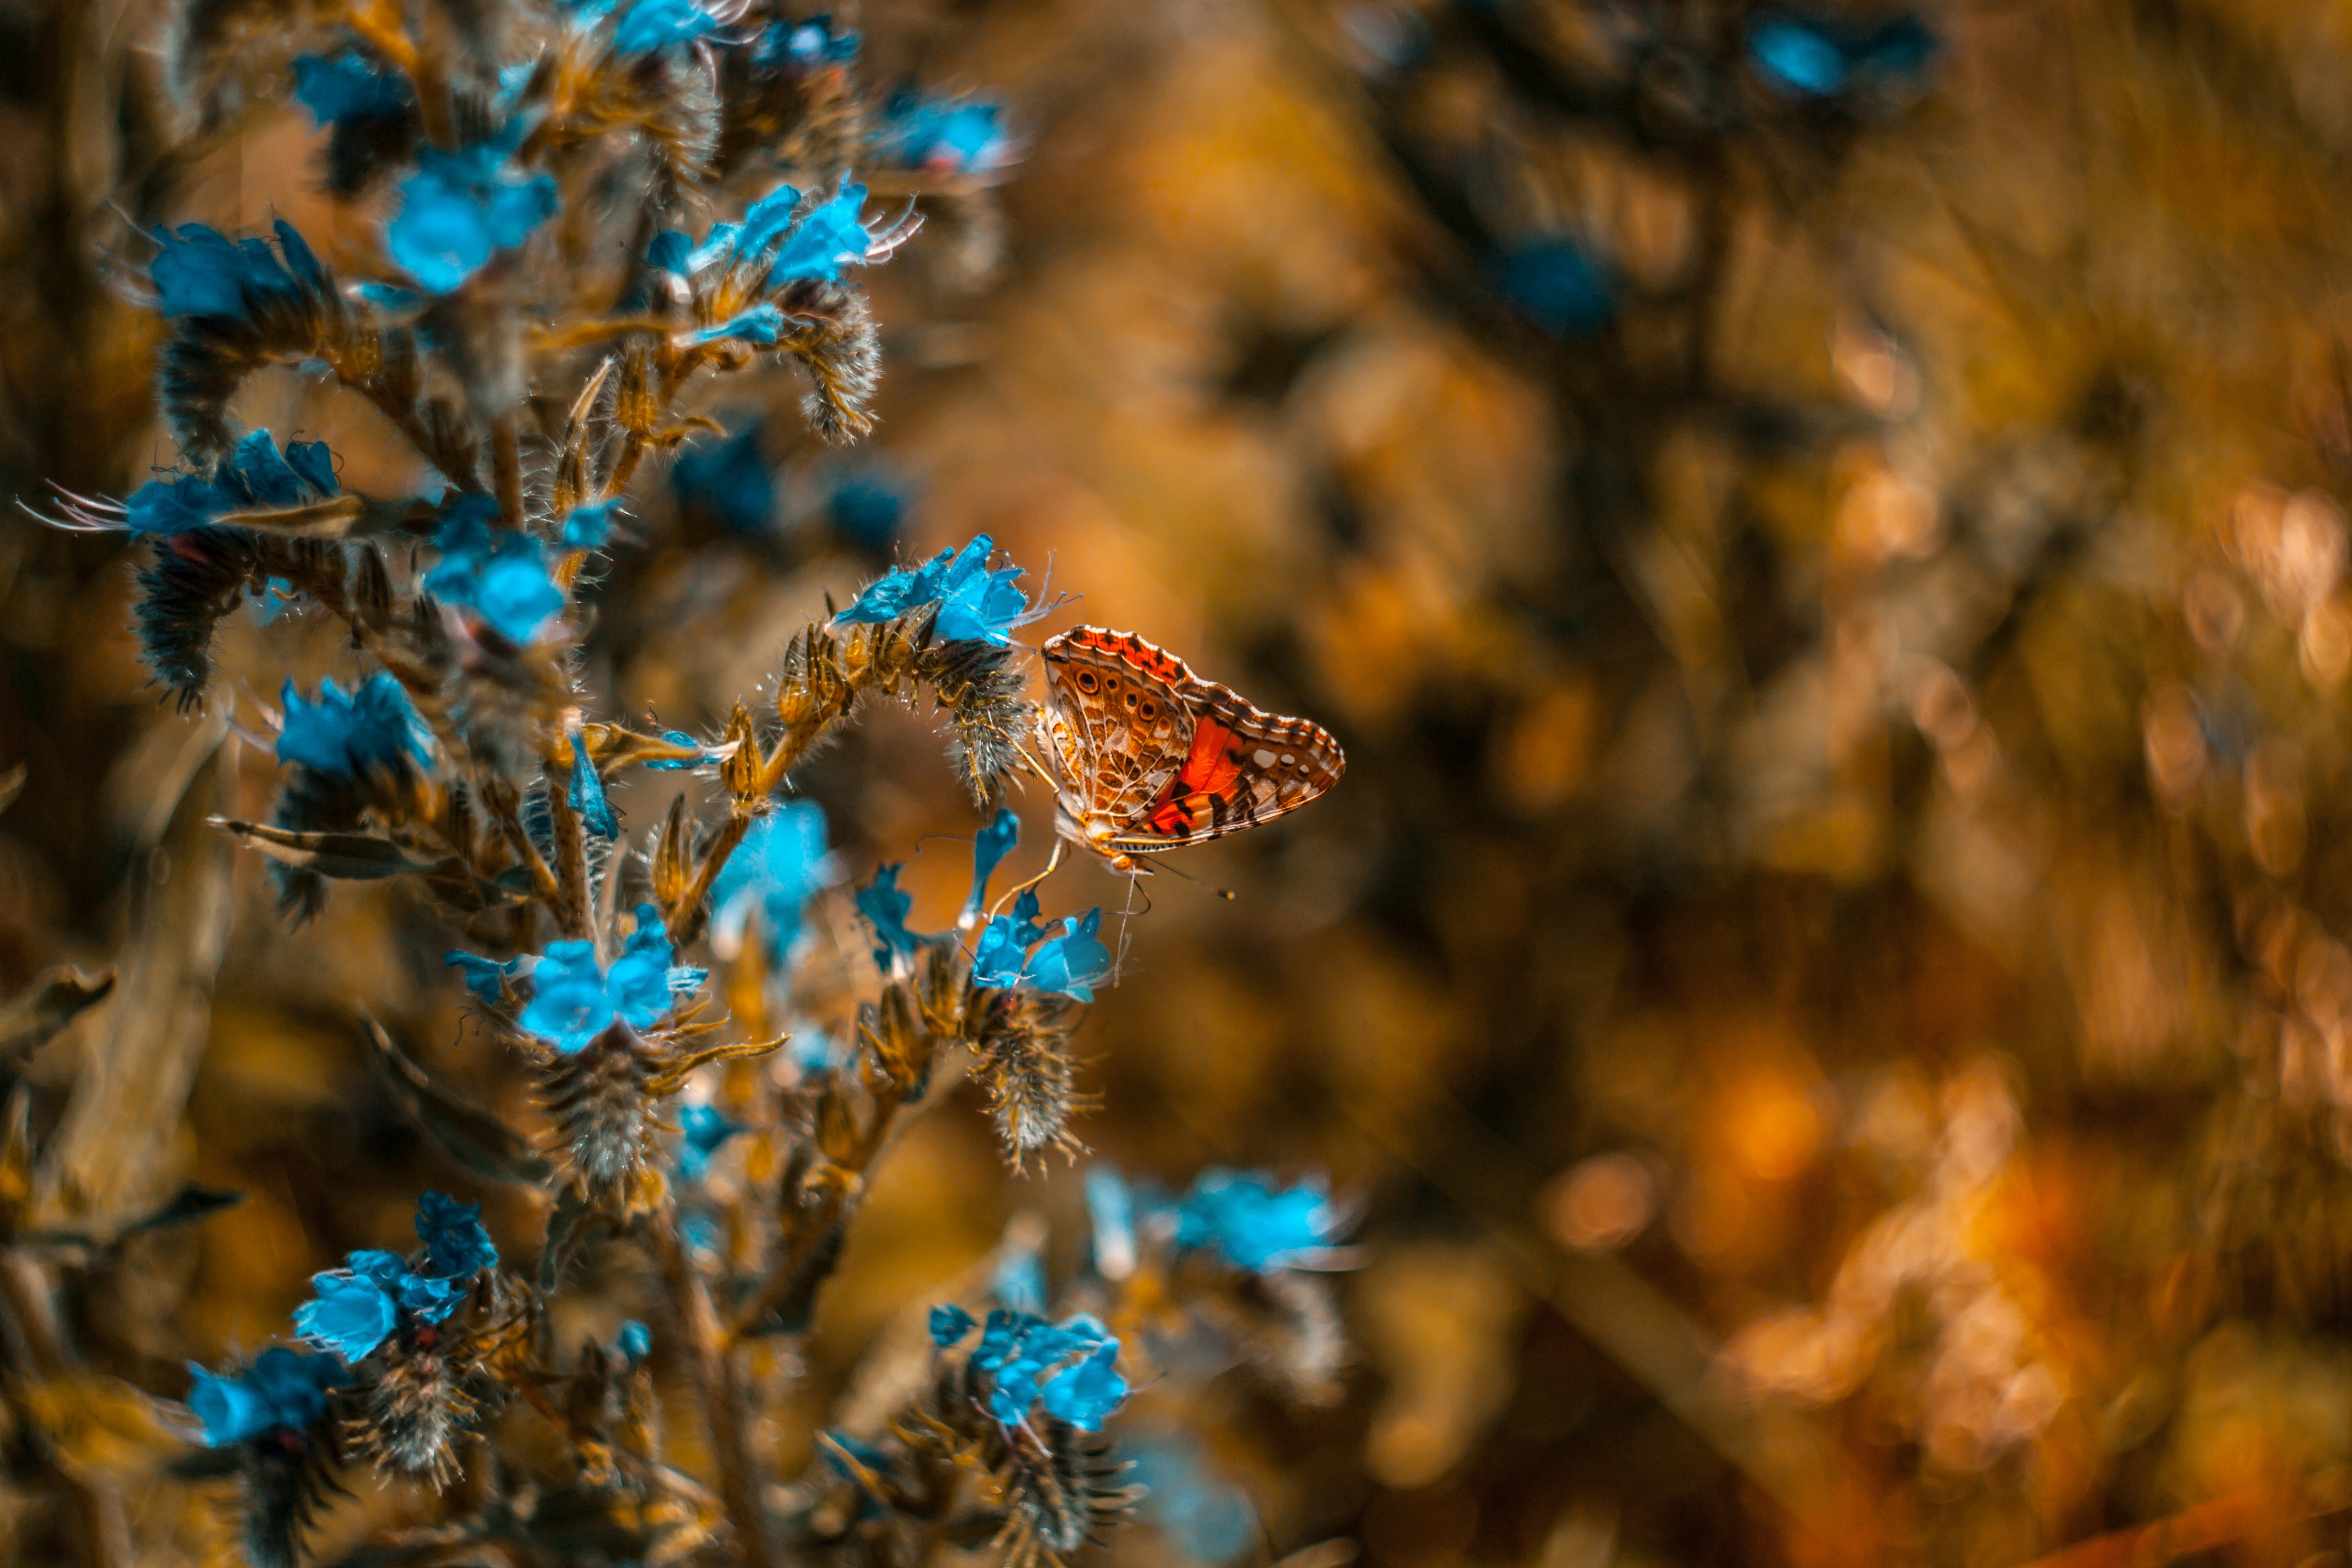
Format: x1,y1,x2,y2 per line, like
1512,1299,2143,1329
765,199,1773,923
652,1216,775,1568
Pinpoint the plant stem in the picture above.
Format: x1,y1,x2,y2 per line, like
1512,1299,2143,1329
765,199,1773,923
651,1216,775,1568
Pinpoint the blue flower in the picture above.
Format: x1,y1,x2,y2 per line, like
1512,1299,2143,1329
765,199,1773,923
423,499,565,643
671,422,775,534
960,1311,1123,1430
291,53,411,124
568,730,618,838
415,1191,498,1280
388,136,559,294
712,802,831,957
187,1347,346,1446
644,729,709,771
616,1319,653,1364
515,911,698,1051
964,807,1020,922
560,498,620,549
871,92,1017,173
855,864,930,971
1039,1341,1128,1431
293,1270,401,1360
1495,241,1615,338
929,1303,976,1346
124,429,340,535
675,1102,738,1182
836,535,1049,644
277,674,430,778
445,949,531,1002
1024,910,1110,1002
1173,1169,1341,1272
971,892,1075,990
519,939,618,1052
149,220,320,320
611,0,718,55
653,182,880,282
346,1248,463,1319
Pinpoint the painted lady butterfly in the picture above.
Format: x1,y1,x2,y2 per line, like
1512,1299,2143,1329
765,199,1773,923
1036,627,1346,872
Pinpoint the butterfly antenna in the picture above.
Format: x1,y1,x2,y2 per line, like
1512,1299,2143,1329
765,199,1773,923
987,838,1065,920
1154,858,1237,901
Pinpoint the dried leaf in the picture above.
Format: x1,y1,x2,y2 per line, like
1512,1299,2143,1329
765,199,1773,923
364,1017,554,1186
211,819,441,879
644,1033,787,1096
0,965,114,1063
652,792,691,923
115,1182,243,1241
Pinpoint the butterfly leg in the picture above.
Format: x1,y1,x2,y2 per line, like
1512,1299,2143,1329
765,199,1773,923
987,837,1066,920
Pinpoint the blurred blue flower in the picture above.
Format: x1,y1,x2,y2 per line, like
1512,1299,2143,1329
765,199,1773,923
871,92,1017,173
346,1248,462,1319
653,182,879,282
291,53,411,124
611,0,718,55
616,1319,653,1364
753,15,859,68
855,864,930,971
424,499,565,643
561,498,619,549
962,1310,1125,1431
995,1248,1047,1314
675,1102,738,1182
277,674,430,778
445,949,531,1002
1173,1169,1341,1272
829,470,905,549
388,135,559,294
187,1347,346,1446
1025,909,1110,1002
929,1303,976,1345
1495,240,1616,338
712,801,831,957
149,220,320,320
294,1269,402,1360
568,730,618,837
1039,1341,1127,1432
1129,1438,1256,1563
790,1028,836,1074
1086,1167,1137,1278
415,1190,498,1280
671,423,775,535
1748,18,1847,95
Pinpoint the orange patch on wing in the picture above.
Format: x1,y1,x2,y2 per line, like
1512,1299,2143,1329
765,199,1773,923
1145,718,1242,834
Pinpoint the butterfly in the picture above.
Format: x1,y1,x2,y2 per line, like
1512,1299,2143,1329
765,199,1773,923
1035,626,1346,873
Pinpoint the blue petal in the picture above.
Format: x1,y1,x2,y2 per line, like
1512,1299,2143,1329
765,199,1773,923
964,807,1020,916
1749,19,1848,96
445,949,522,1003
294,1271,400,1360
1022,908,1110,1002
472,551,565,643
568,731,618,838
928,1303,976,1346
854,863,928,970
645,729,707,771
291,53,410,124
617,1319,653,1363
284,439,339,497
561,498,619,549
971,916,1028,988
647,230,694,275
612,0,718,55
765,184,875,282
683,302,786,346
416,1190,498,1280
1039,1341,1128,1431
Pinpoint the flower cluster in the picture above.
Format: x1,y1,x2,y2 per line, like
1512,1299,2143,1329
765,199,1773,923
386,127,559,295
930,1305,1131,1432
186,1347,347,1447
1171,1170,1344,1273
836,533,1054,645
451,906,705,1053
291,1193,499,1362
871,92,1019,175
972,897,1113,1003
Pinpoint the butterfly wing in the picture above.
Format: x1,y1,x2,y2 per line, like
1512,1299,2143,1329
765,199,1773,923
1041,627,1345,857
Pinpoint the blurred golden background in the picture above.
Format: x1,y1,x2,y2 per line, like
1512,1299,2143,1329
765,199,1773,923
20,0,2352,1564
